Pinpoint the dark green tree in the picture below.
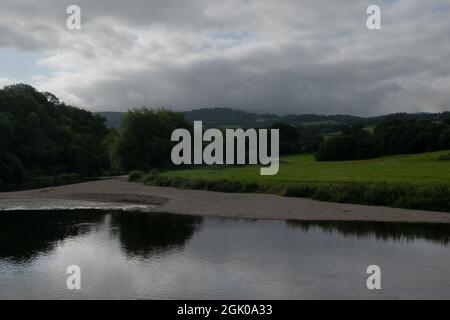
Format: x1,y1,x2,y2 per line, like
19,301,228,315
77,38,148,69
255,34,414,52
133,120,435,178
0,84,110,189
440,128,450,150
315,136,355,161
108,108,192,171
270,122,300,155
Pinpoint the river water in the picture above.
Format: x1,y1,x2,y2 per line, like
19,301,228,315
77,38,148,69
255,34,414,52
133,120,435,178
0,210,449,299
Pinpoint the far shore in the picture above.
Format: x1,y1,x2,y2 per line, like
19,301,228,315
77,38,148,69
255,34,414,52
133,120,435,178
1,177,450,224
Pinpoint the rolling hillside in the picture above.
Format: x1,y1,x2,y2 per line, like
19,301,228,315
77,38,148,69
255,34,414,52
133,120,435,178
97,108,450,128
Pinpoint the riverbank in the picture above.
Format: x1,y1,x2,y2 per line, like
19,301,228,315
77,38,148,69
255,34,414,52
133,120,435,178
154,152,450,213
0,177,450,223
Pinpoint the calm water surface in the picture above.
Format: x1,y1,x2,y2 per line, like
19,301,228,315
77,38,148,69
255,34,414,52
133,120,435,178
0,210,449,299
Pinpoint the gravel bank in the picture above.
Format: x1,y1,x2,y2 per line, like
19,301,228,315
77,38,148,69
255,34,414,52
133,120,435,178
1,177,449,223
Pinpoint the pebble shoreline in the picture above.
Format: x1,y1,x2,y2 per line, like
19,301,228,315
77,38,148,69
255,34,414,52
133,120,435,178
1,177,450,223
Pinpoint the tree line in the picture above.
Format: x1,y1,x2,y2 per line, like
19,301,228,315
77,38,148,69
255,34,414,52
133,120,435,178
315,119,450,161
1,84,448,190
0,86,196,190
0,84,109,189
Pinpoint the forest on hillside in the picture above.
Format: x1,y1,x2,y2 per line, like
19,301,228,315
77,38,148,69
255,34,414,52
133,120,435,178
0,84,109,189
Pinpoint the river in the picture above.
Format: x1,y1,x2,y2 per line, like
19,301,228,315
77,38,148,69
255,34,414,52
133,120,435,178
0,210,449,299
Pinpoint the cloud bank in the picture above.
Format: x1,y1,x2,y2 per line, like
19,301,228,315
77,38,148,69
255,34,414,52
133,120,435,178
0,0,449,115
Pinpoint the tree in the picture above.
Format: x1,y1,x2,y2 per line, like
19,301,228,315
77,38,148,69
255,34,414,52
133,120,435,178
315,136,355,161
315,126,383,161
0,84,109,189
108,108,192,171
375,120,446,155
0,113,13,153
440,129,450,150
270,122,300,155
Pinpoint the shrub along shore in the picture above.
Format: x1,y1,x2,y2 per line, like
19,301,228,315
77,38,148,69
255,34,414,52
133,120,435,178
134,174,450,213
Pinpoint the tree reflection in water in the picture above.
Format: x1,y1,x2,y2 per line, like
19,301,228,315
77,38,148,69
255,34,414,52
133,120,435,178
286,220,450,245
0,210,204,262
109,212,203,258
1,210,449,265
0,210,105,262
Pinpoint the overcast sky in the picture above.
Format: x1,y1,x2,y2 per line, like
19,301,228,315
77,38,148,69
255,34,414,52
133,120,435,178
0,0,449,115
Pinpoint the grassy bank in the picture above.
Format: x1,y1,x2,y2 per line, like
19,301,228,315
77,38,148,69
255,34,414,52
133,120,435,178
134,151,450,212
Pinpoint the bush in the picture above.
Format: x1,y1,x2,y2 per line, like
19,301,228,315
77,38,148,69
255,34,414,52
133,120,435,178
128,170,144,181
363,183,405,206
33,176,56,188
141,174,450,212
55,173,82,185
394,185,450,212
284,185,315,197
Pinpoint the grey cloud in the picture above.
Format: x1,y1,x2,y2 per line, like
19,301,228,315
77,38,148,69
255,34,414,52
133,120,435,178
0,0,449,115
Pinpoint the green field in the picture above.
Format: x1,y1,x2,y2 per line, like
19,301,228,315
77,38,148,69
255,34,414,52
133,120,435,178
162,151,450,187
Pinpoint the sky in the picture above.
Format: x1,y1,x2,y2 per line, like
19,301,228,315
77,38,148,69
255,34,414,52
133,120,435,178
0,0,449,116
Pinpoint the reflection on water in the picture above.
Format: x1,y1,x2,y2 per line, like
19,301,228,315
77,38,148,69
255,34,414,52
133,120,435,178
110,212,202,258
0,211,202,263
0,211,105,262
286,220,450,245
0,210,449,299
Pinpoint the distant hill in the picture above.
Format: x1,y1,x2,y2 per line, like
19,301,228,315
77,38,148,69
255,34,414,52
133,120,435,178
183,108,363,128
183,108,277,128
95,112,124,128
97,108,450,128
97,108,364,128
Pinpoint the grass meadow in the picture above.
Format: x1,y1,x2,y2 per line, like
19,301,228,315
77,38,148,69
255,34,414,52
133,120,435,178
136,150,450,212
161,151,450,187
